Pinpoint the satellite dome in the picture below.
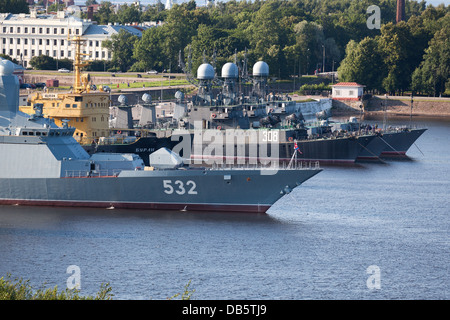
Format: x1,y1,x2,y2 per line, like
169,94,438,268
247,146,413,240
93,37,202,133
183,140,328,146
197,63,215,80
253,61,269,77
118,94,128,105
175,91,185,100
0,59,14,76
142,93,152,103
221,62,238,78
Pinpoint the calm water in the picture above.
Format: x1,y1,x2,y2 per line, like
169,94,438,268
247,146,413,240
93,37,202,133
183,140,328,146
0,117,448,300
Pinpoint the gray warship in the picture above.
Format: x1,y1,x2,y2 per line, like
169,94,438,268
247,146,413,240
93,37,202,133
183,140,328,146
0,59,321,213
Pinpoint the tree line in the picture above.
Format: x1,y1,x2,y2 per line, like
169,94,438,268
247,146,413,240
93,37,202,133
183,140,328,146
98,0,448,96
1,0,448,95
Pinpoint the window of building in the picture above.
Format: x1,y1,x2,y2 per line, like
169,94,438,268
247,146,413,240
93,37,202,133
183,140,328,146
39,39,42,45
61,28,64,34
60,50,64,57
10,27,13,33
9,49,13,55
9,38,13,44
46,28,50,34
24,27,28,33
335,90,341,96
76,29,79,35
46,50,49,56
24,49,27,56
96,41,99,47
32,39,35,45
16,49,20,56
24,39,27,45
31,49,35,56
17,27,20,33
54,39,57,45
73,104,77,108
2,27,6,33
61,39,64,45
39,50,42,55
46,39,49,45
17,38,20,44
65,104,70,108
54,28,57,34
53,50,56,56
39,28,42,34
32,27,35,33
349,90,354,96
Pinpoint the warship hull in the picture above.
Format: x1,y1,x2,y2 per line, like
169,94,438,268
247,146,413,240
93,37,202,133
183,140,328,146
83,131,377,166
0,168,321,213
379,128,427,157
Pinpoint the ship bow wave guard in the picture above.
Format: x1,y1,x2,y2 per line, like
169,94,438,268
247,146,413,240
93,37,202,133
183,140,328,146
0,59,321,213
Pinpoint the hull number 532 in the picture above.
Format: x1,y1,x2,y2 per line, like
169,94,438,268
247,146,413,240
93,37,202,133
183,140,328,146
163,180,198,195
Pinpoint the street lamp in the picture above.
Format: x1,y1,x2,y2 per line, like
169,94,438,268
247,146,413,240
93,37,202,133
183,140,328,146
322,45,325,74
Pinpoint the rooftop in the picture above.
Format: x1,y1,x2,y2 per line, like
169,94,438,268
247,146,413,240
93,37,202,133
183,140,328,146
331,82,365,87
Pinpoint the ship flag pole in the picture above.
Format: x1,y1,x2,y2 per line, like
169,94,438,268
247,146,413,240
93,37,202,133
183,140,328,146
288,140,301,168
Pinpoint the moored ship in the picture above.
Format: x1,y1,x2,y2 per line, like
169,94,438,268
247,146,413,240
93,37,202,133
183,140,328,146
0,58,322,213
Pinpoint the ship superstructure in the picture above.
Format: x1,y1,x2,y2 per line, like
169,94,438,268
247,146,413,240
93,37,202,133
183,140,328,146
0,58,322,213
20,34,110,144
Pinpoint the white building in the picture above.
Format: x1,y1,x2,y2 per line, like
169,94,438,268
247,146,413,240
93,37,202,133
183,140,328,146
331,82,365,100
0,10,153,68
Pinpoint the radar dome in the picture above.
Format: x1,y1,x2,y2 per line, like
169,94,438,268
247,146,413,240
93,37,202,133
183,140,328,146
142,93,152,103
0,59,14,76
221,62,238,78
252,61,269,77
118,94,128,105
175,91,185,100
197,63,215,80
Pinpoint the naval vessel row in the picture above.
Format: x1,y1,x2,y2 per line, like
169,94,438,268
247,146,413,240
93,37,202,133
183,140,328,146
1,56,321,213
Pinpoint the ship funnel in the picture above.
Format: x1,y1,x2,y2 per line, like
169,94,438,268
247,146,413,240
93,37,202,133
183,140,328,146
0,59,19,117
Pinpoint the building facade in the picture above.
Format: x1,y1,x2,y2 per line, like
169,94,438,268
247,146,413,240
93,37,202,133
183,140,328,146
331,82,365,101
0,10,151,68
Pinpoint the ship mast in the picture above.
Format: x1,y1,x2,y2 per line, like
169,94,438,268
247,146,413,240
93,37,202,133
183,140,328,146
68,29,90,94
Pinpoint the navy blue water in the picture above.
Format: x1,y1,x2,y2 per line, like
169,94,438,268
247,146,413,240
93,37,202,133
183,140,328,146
0,117,448,300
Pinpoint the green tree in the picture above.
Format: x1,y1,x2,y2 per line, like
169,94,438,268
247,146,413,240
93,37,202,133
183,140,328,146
337,37,385,91
102,29,139,72
131,26,166,72
29,55,56,70
93,1,116,25
412,14,450,96
116,4,141,25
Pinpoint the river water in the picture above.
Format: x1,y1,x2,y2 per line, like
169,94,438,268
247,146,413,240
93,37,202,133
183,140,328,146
0,117,448,300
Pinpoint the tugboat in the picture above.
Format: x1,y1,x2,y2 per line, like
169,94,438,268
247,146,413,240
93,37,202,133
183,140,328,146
0,58,322,213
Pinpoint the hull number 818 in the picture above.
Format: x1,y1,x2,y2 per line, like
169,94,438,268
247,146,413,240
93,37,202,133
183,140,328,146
163,180,198,195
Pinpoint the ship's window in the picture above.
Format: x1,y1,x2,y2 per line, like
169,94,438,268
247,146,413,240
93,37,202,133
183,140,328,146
42,132,47,136
73,104,77,108
36,132,41,136
22,131,28,136
65,104,70,108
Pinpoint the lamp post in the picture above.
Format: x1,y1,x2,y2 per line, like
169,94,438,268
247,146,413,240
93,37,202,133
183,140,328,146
322,45,325,74
410,93,413,128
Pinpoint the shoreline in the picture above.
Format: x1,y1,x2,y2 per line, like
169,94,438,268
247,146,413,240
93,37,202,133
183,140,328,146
330,96,450,119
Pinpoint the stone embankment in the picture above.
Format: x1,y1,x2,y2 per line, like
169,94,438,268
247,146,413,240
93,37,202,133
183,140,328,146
331,96,450,118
